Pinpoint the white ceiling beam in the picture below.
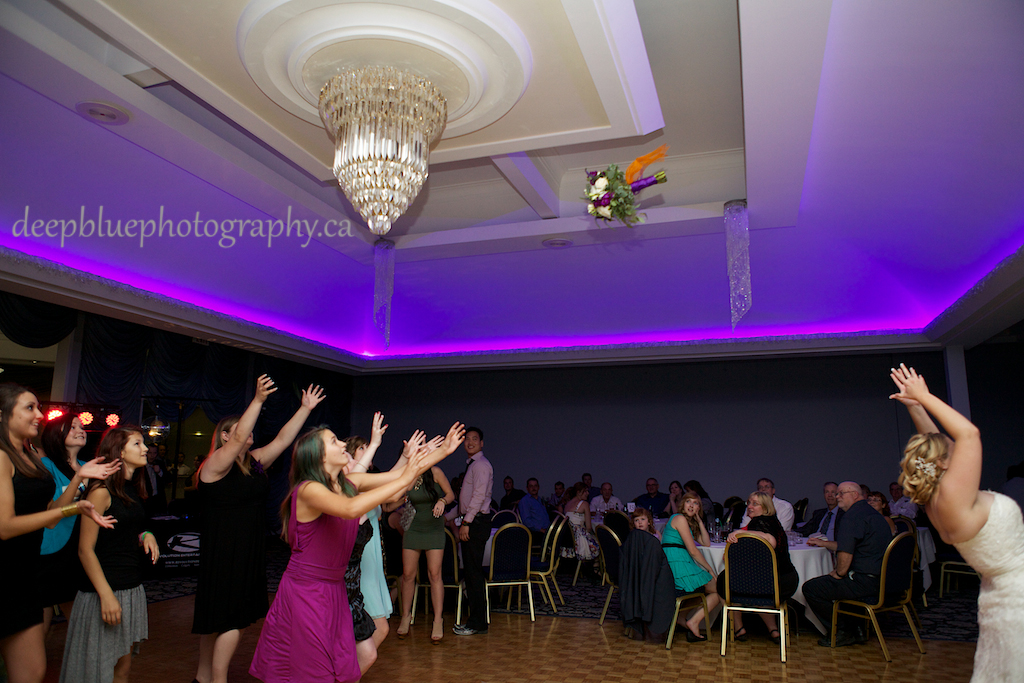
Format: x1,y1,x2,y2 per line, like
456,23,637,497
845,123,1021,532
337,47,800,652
490,152,560,219
738,0,832,230
560,0,664,136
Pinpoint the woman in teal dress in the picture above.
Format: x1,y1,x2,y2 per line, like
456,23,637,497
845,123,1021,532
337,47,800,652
343,417,396,653
397,464,453,643
662,491,721,642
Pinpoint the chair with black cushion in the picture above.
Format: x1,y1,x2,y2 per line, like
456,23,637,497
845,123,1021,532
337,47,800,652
830,531,926,661
485,523,535,622
722,496,743,509
890,515,927,611
594,525,622,624
892,515,916,535
720,533,794,662
602,509,632,542
792,498,809,526
529,516,566,612
410,527,462,625
723,500,746,527
491,509,518,528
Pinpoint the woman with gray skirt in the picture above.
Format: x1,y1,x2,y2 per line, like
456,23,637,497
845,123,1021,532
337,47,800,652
60,425,159,683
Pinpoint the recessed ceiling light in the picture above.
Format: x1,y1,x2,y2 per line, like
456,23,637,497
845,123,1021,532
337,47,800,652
542,238,573,249
75,101,131,126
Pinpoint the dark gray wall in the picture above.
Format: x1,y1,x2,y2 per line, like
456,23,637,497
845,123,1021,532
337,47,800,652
347,348,1024,522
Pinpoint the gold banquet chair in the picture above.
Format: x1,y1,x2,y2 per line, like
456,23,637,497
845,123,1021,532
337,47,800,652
529,516,566,612
830,531,926,662
720,533,794,663
485,523,535,622
594,524,622,625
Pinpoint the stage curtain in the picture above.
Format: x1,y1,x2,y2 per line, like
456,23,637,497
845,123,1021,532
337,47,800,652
0,291,77,348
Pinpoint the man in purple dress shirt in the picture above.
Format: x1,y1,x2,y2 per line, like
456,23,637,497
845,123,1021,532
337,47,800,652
453,427,493,636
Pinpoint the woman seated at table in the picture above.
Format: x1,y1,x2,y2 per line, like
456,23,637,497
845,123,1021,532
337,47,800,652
662,492,720,642
684,480,715,522
662,480,685,516
559,482,599,572
717,491,797,644
867,491,898,535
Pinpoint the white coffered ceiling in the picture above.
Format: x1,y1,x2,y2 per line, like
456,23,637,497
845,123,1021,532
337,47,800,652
1,0,1023,372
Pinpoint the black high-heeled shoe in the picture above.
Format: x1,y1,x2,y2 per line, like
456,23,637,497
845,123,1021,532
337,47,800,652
685,629,707,643
734,627,748,642
769,629,781,645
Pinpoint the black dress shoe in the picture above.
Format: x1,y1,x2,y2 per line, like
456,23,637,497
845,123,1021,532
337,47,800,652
832,630,858,647
685,629,707,643
734,628,748,642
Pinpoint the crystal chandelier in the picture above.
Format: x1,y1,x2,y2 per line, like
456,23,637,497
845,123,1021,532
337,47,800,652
318,66,447,235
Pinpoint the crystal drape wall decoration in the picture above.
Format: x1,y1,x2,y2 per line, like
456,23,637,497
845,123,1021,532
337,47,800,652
373,238,396,348
319,66,447,236
724,199,751,329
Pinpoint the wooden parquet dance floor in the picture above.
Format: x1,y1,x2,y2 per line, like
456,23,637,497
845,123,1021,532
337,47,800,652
41,595,977,682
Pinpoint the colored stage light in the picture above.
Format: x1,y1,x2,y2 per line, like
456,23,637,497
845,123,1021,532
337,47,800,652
78,411,94,426
105,413,120,427
47,409,64,421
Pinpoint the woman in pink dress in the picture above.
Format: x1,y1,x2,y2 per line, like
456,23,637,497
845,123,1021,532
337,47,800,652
250,421,464,683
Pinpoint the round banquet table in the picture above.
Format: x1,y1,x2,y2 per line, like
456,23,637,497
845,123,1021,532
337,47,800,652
698,540,834,634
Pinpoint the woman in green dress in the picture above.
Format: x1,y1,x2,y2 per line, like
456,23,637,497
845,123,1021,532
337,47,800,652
396,465,454,643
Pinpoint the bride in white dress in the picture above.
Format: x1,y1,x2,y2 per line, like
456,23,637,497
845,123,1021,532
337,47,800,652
890,364,1024,683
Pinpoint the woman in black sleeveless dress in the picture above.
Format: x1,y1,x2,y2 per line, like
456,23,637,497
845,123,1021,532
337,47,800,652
0,383,115,682
191,377,325,683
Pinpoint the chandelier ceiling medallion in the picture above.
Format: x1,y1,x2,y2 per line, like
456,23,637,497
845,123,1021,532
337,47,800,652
318,66,447,236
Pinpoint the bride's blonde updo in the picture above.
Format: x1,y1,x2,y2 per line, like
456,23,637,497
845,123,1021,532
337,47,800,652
898,433,948,505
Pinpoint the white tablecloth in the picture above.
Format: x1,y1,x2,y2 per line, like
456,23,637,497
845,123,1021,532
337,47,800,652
698,540,834,634
917,527,936,590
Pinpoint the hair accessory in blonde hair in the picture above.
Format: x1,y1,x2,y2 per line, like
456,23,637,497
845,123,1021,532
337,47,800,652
915,459,937,477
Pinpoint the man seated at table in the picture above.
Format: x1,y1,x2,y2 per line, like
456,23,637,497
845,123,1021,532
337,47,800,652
803,481,892,647
499,476,526,510
590,482,624,514
888,481,919,519
517,477,549,544
582,472,601,501
546,481,565,512
633,478,671,517
741,478,795,530
797,481,844,541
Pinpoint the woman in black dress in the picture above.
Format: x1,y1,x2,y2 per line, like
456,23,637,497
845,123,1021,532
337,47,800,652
717,491,798,644
0,383,114,683
59,425,159,683
191,376,325,683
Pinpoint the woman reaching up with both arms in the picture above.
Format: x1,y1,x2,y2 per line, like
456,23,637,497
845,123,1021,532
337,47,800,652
250,421,465,683
191,376,326,683
889,363,1024,683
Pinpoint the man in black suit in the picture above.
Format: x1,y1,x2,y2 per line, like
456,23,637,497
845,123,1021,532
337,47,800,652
797,481,843,541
